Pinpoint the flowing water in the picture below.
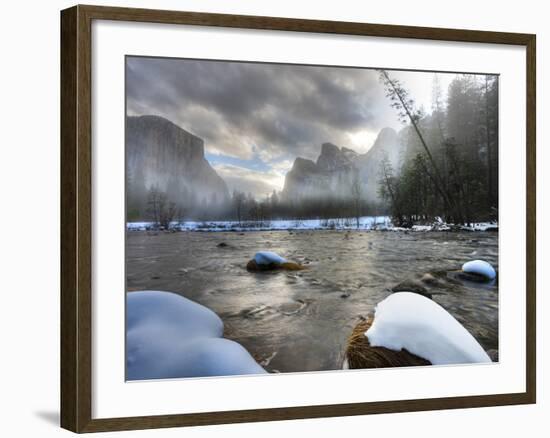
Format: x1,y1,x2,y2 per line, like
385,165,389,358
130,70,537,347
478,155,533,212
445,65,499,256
126,230,499,373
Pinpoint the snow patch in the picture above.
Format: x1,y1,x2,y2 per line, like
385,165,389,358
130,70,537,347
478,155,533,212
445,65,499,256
127,217,497,233
127,291,266,380
365,292,491,365
461,222,499,232
254,251,286,265
127,216,391,232
411,225,432,232
462,260,497,280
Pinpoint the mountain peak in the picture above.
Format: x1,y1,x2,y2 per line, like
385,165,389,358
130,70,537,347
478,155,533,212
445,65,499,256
320,142,340,156
282,128,403,203
374,127,398,144
291,157,318,173
317,142,356,172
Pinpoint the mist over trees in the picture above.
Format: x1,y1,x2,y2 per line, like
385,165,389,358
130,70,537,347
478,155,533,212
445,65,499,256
377,70,498,226
132,183,379,229
225,188,376,228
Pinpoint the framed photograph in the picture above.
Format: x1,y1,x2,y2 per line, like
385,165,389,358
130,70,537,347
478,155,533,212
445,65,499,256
60,4,536,433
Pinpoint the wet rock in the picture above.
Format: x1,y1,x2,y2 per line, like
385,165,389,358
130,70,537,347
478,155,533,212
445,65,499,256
279,261,306,271
457,271,490,283
246,259,304,272
391,279,432,299
246,251,305,272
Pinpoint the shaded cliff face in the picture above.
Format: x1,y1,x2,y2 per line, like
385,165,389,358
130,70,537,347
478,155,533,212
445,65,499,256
126,115,229,220
282,143,358,201
282,128,402,203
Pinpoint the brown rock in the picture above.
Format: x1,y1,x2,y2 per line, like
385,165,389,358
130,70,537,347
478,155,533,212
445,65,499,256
345,318,431,369
246,259,305,272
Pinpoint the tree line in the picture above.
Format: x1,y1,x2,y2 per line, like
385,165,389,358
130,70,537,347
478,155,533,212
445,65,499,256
377,70,498,226
228,183,381,227
139,183,384,229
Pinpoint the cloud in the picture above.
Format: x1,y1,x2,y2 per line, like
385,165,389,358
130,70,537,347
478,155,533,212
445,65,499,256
126,57,464,196
126,57,401,162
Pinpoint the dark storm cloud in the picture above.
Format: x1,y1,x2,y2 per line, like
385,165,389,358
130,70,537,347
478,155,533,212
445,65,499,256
126,57,395,161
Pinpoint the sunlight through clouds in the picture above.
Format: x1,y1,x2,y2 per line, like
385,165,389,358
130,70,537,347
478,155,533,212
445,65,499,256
127,56,463,198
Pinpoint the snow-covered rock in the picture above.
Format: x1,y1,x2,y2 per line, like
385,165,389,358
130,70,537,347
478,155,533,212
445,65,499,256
462,260,497,280
127,291,266,380
365,292,491,365
254,251,287,265
247,251,304,272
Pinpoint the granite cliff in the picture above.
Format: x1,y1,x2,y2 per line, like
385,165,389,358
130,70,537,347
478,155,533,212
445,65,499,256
126,115,229,220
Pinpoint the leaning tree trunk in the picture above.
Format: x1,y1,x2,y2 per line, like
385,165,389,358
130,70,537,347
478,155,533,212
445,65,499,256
381,71,464,224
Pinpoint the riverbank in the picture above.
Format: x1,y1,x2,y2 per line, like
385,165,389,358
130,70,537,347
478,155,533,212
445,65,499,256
127,216,498,233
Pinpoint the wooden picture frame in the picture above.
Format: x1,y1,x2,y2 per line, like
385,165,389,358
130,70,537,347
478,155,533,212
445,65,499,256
60,4,536,433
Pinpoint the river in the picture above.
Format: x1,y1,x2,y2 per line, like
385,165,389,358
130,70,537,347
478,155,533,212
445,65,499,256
126,230,498,373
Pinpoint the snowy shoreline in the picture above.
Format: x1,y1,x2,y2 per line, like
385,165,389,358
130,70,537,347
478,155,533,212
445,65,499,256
127,216,498,233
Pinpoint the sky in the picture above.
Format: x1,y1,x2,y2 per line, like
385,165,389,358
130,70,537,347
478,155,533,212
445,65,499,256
126,57,457,199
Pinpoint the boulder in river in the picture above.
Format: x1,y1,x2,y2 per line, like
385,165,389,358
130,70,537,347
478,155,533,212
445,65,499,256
254,251,286,265
126,291,266,380
345,291,494,369
460,260,497,282
246,251,304,272
345,316,431,369
349,292,491,367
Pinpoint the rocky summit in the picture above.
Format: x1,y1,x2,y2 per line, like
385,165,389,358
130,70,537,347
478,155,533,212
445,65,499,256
282,127,403,203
